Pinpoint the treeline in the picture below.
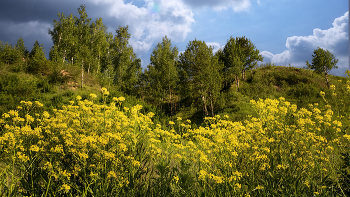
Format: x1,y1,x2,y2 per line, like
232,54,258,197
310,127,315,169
0,5,263,118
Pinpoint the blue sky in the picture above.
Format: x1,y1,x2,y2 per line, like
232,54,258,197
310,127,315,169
0,0,348,76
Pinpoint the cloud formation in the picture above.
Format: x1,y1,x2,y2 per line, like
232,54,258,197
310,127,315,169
88,0,195,56
260,11,349,76
183,0,251,11
0,20,52,51
206,42,222,53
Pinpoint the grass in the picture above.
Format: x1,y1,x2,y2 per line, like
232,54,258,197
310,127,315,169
0,89,349,196
1,62,350,196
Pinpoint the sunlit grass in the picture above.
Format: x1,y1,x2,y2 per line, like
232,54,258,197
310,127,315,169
1,70,350,196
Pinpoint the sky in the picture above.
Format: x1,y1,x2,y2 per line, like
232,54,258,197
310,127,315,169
0,0,348,77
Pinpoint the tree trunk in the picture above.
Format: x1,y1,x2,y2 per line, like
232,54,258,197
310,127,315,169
58,33,62,48
210,93,214,117
63,50,66,63
324,65,330,89
202,95,208,116
242,69,246,82
97,53,100,74
81,60,84,89
235,75,240,93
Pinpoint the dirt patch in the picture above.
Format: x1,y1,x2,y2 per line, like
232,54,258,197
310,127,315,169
274,85,281,92
60,70,70,77
60,70,79,91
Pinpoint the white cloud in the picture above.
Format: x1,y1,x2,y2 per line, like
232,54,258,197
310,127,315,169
87,0,255,69
89,0,195,56
260,11,349,77
206,42,222,53
183,0,251,11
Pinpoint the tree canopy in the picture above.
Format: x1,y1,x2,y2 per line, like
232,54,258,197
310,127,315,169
306,47,338,89
0,4,270,119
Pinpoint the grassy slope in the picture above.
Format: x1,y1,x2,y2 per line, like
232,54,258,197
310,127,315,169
0,63,349,127
179,64,349,126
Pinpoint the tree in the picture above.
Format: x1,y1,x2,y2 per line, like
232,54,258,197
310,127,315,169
110,25,141,94
306,47,338,89
179,39,222,116
27,40,48,74
48,13,77,65
222,36,244,93
0,42,21,66
235,36,263,81
100,32,114,89
207,55,223,116
74,4,92,89
220,36,263,93
90,18,108,74
148,36,179,115
15,37,28,59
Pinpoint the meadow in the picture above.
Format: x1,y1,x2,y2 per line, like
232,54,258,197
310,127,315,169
1,72,350,196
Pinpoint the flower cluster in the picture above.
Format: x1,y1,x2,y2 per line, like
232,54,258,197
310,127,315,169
0,82,349,196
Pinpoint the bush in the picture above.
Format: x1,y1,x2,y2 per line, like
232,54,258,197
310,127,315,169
1,87,349,196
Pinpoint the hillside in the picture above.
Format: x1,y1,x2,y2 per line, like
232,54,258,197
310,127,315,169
1,62,350,196
1,62,349,128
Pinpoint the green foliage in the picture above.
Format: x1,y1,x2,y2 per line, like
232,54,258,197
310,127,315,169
1,87,349,196
27,40,49,74
306,47,339,89
109,26,142,94
221,36,263,93
222,36,243,86
145,36,179,115
178,39,223,117
1,4,350,194
0,41,22,67
306,47,339,75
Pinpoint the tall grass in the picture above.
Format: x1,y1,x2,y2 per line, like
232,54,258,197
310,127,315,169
1,78,349,196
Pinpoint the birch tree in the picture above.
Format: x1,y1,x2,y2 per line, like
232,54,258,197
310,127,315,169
235,36,263,81
90,18,108,74
223,36,243,93
179,39,222,116
110,26,141,94
148,36,179,115
75,4,92,88
306,47,338,89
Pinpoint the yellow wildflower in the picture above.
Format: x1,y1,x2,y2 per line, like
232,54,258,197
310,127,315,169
61,184,71,193
30,145,40,152
173,176,179,184
255,185,264,190
107,171,117,179
90,93,97,99
320,91,325,97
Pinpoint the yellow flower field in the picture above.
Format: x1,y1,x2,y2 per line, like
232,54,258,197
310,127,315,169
0,80,350,196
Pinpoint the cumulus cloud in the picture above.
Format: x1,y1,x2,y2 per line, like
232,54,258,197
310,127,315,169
89,0,195,55
183,0,251,11
260,11,349,77
206,42,222,53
